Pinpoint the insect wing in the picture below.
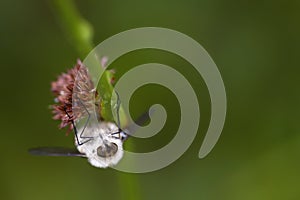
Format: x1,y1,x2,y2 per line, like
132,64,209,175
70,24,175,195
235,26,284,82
72,64,99,120
124,110,152,136
29,147,86,157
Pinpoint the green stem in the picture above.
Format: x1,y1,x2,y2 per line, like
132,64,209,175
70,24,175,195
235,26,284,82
118,168,142,200
51,0,93,57
49,1,141,199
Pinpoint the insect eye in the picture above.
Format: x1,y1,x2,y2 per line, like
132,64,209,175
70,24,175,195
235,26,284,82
97,142,118,157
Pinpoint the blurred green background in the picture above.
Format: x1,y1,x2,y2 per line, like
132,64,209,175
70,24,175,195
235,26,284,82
1,0,299,199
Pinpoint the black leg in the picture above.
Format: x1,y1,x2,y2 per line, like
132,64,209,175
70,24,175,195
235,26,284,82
64,100,93,146
64,106,81,145
109,91,122,139
77,98,94,143
110,91,129,140
115,91,123,134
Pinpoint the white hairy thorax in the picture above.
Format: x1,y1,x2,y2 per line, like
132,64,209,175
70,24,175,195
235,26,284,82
75,122,124,168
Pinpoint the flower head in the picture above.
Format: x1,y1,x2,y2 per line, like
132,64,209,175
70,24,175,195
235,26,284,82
51,60,97,134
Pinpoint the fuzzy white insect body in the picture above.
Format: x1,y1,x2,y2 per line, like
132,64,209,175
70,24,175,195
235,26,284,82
76,122,124,168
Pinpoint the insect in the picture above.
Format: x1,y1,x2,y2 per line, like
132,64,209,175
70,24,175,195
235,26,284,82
29,60,148,168
29,107,149,168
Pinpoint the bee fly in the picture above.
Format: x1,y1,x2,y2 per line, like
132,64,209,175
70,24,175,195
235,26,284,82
29,60,149,168
29,94,149,168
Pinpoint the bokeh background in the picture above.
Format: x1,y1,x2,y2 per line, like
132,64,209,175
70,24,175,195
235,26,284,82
1,0,299,199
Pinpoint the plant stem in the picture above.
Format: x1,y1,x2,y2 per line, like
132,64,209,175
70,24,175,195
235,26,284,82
50,0,125,122
49,1,141,199
118,168,142,200
51,0,93,57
